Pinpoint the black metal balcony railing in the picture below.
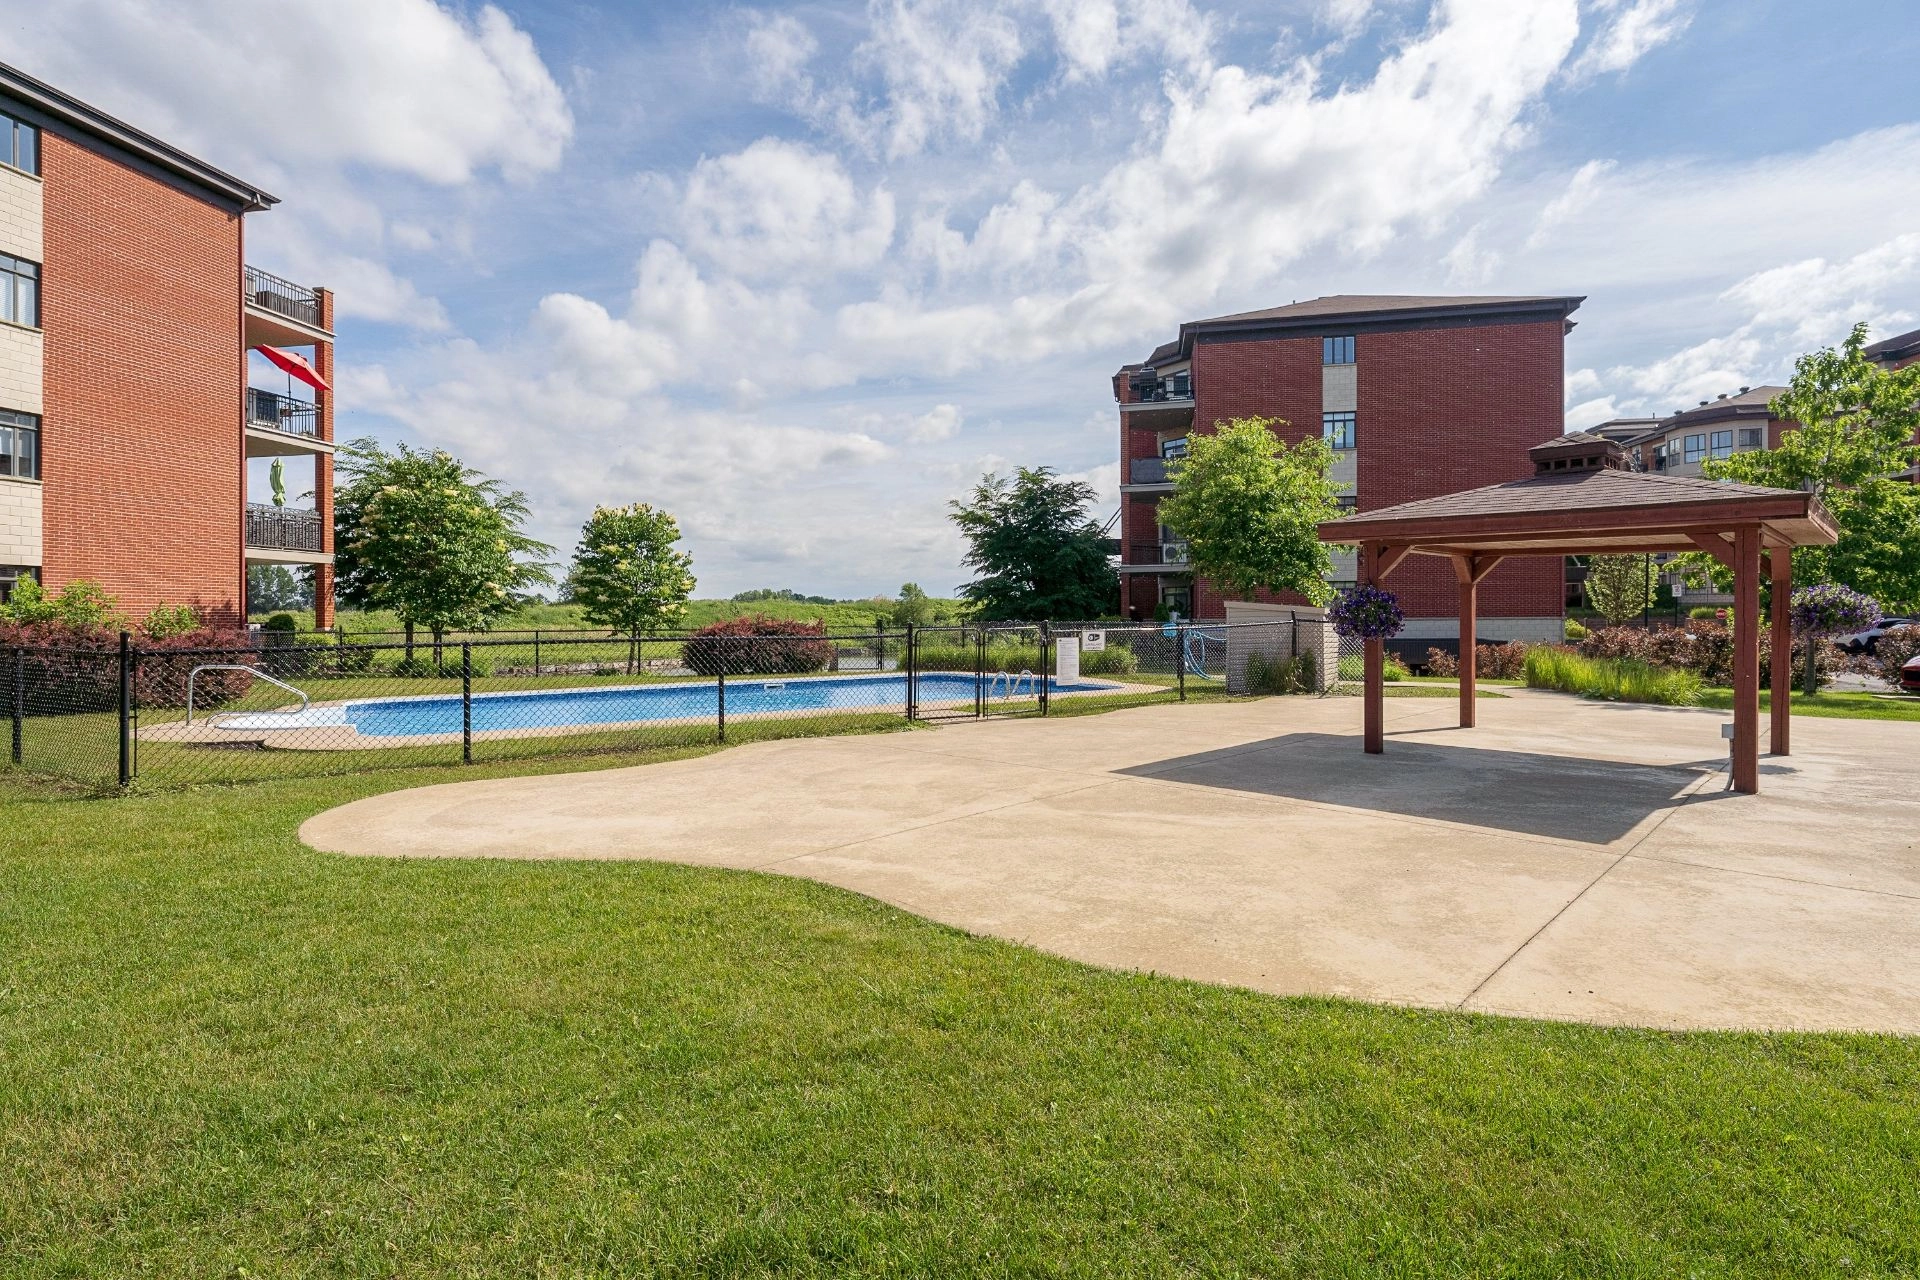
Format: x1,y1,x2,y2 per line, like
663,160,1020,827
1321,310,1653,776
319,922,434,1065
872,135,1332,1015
246,387,320,438
1129,456,1171,485
1127,542,1190,566
1125,370,1194,403
244,265,323,329
246,504,325,553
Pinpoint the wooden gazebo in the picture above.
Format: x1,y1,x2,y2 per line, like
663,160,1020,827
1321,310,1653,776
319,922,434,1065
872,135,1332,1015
1317,433,1838,793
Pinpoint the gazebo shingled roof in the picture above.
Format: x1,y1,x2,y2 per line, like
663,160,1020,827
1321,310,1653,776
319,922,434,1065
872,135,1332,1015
1315,432,1839,794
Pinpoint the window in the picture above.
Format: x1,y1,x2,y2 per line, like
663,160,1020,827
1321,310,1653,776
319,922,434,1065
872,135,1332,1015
0,255,38,327
1710,430,1733,459
1738,427,1763,449
1333,493,1358,510
0,408,36,479
1160,436,1188,460
0,564,38,605
1682,433,1706,464
1323,411,1356,450
0,110,37,176
1322,335,1356,365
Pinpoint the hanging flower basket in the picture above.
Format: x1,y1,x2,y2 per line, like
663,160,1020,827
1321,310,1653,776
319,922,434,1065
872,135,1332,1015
1788,584,1879,638
1329,584,1405,640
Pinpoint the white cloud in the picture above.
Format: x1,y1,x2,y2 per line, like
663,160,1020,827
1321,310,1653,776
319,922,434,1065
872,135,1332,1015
680,139,896,279
745,11,820,100
8,0,571,185
1568,0,1693,80
852,0,1027,159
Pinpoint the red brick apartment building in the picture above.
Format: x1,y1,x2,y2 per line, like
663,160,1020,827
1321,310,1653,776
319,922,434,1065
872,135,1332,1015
0,63,335,628
1115,295,1581,651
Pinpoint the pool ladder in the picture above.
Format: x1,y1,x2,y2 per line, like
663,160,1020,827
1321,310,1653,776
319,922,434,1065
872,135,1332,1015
988,669,1037,700
185,664,312,727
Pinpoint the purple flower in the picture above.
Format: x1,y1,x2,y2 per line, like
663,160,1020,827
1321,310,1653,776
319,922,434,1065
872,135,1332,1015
1788,584,1880,638
1330,585,1406,640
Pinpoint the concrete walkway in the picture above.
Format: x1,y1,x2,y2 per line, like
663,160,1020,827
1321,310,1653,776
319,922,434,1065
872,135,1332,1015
301,689,1920,1033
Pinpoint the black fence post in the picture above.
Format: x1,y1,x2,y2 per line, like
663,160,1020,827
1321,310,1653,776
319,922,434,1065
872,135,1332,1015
461,643,473,764
904,624,917,720
117,631,132,787
533,628,541,676
1170,622,1184,702
717,662,727,743
876,620,887,674
10,646,21,766
1040,623,1051,717
975,626,986,719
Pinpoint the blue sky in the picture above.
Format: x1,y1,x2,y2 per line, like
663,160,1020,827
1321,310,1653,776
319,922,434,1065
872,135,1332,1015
5,0,1918,597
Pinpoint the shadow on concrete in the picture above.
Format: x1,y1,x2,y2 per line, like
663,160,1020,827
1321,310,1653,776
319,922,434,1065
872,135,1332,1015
1120,732,1733,845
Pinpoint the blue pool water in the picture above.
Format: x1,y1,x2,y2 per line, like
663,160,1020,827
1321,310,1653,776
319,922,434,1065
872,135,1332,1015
217,672,1116,738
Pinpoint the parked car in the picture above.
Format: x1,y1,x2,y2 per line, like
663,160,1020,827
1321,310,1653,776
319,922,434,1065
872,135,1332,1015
1839,616,1915,653
1904,653,1920,695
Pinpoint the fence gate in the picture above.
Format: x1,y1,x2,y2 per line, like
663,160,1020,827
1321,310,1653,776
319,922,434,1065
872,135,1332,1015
907,623,1053,722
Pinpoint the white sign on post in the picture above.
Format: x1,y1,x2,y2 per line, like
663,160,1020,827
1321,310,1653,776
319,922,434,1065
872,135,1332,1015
1081,629,1106,652
1056,636,1080,683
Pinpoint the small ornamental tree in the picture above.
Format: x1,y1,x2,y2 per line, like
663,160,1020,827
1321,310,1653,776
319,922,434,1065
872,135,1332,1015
1789,583,1879,696
682,616,832,676
569,503,697,673
1157,416,1346,605
1583,554,1656,624
334,440,553,663
1329,585,1406,640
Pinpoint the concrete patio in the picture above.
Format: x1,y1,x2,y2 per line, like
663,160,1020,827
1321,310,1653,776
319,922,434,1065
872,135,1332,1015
301,688,1920,1033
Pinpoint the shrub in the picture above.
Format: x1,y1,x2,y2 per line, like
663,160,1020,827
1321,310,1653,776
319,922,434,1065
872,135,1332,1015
1564,618,1589,641
263,612,301,634
1424,647,1458,677
1524,647,1703,706
0,618,253,710
1871,624,1920,689
142,604,203,640
1245,650,1317,694
1080,646,1138,676
1689,607,1722,621
683,615,832,676
1578,622,1839,691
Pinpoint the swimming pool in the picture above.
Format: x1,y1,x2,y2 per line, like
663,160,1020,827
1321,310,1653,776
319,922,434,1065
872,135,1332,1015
213,671,1119,739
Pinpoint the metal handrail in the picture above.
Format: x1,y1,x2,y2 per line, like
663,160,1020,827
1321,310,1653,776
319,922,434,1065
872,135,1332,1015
186,664,310,727
989,669,1037,699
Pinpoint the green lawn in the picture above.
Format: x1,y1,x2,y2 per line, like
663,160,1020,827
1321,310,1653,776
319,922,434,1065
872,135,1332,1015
4,758,1919,1275
1694,688,1920,722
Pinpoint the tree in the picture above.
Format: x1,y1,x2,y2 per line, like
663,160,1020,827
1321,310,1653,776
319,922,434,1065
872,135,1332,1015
568,503,697,673
1155,416,1346,605
948,468,1118,621
246,565,312,616
1700,323,1920,611
1583,555,1655,624
891,582,937,627
333,440,553,661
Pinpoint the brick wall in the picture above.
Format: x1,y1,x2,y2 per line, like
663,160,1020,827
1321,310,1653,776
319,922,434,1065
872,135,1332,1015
39,130,245,626
1354,321,1564,621
1117,319,1565,624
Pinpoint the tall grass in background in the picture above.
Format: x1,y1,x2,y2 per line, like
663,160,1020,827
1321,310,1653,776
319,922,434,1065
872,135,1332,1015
1524,647,1703,706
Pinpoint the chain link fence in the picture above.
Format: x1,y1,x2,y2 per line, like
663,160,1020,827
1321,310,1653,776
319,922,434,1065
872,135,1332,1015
4,618,1332,792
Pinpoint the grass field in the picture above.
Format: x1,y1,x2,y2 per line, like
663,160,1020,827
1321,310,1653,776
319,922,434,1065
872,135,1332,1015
3,754,1919,1276
1694,688,1920,722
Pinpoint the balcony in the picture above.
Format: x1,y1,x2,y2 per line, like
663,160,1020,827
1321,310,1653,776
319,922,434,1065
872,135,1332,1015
244,265,331,347
1120,369,1195,423
1128,456,1171,486
245,504,328,565
1125,541,1190,568
248,386,318,436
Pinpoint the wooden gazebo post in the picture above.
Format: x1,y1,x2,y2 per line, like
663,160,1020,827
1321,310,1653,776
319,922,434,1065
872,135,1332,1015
1731,526,1762,794
1450,553,1501,729
1767,547,1792,757
1361,543,1384,754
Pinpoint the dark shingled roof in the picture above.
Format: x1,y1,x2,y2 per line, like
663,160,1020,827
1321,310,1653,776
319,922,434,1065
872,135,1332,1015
1336,467,1798,525
1135,293,1583,366
1865,326,1920,365
1195,294,1577,325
